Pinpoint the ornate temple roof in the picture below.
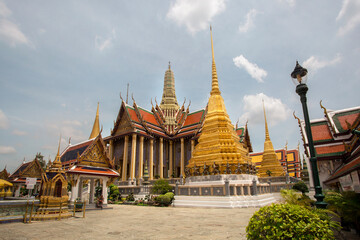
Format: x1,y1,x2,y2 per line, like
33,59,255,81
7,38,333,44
295,104,360,160
295,104,360,184
8,157,44,183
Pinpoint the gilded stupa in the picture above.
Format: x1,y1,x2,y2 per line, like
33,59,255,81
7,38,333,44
258,102,285,177
185,27,252,176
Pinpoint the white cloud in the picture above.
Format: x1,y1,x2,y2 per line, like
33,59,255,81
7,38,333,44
0,1,30,47
302,54,342,73
336,0,360,36
0,109,9,129
233,55,267,83
0,146,16,154
239,93,291,126
278,0,296,7
239,9,259,33
0,0,11,18
95,29,116,51
63,120,82,126
12,129,27,136
167,0,226,34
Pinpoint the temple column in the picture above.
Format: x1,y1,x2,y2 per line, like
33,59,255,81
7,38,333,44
77,177,83,200
169,140,173,179
122,135,129,181
149,139,154,180
70,176,80,203
191,139,195,157
159,138,164,179
102,178,108,205
138,136,144,180
109,140,114,160
130,133,137,181
180,138,185,177
89,179,95,204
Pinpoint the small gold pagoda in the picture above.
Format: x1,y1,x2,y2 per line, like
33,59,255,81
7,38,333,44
34,136,71,220
258,102,285,177
185,27,252,176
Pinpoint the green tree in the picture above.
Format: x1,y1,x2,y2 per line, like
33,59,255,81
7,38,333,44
36,152,46,170
151,179,173,195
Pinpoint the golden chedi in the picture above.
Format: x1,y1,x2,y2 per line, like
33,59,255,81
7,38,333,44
186,27,252,176
258,102,285,177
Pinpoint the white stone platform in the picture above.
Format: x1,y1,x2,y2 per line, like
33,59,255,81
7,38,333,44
173,193,277,208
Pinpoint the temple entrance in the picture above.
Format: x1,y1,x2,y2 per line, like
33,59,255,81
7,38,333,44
55,180,62,197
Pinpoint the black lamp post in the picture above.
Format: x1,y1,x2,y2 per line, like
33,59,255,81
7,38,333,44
291,61,327,209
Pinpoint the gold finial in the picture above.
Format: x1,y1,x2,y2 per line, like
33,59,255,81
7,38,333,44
293,111,301,125
210,26,220,95
263,100,270,141
320,100,328,117
56,134,61,157
89,102,100,139
168,61,171,69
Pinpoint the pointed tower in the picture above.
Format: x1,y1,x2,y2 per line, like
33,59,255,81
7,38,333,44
186,27,251,176
50,135,63,172
258,102,285,177
89,102,100,139
159,62,180,133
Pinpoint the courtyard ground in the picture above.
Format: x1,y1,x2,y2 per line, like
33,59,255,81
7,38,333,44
0,205,259,240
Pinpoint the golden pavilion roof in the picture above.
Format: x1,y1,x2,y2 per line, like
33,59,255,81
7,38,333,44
186,27,251,169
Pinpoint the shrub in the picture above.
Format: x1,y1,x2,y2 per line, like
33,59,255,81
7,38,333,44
246,203,336,240
292,181,309,194
108,184,121,201
164,192,175,204
155,195,171,206
280,189,313,207
126,192,135,201
151,179,173,195
325,190,360,231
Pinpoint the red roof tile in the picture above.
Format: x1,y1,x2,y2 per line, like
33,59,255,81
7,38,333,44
183,111,204,126
67,166,119,177
138,108,159,126
127,107,140,123
325,156,360,182
311,123,333,142
337,113,359,131
315,144,345,156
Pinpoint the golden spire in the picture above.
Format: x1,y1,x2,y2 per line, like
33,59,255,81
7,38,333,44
258,101,285,177
186,27,251,176
51,135,63,171
210,26,220,95
263,100,270,141
89,102,100,139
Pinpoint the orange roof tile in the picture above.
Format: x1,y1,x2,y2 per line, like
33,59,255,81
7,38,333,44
127,107,140,123
183,111,204,126
336,113,359,131
138,108,159,126
311,123,333,142
315,144,345,156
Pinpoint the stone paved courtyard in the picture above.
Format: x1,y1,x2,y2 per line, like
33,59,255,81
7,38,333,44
0,205,259,240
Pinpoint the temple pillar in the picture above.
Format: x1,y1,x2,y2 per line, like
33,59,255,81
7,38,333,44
138,136,144,180
159,138,164,179
109,140,114,160
89,179,95,204
191,139,195,157
180,138,185,177
77,177,83,200
130,134,137,181
149,139,154,180
102,178,108,205
122,135,129,181
70,176,80,203
169,140,173,179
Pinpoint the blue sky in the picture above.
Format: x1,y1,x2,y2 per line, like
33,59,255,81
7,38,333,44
0,0,359,173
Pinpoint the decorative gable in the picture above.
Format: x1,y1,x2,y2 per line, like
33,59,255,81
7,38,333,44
77,136,113,168
20,160,44,179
